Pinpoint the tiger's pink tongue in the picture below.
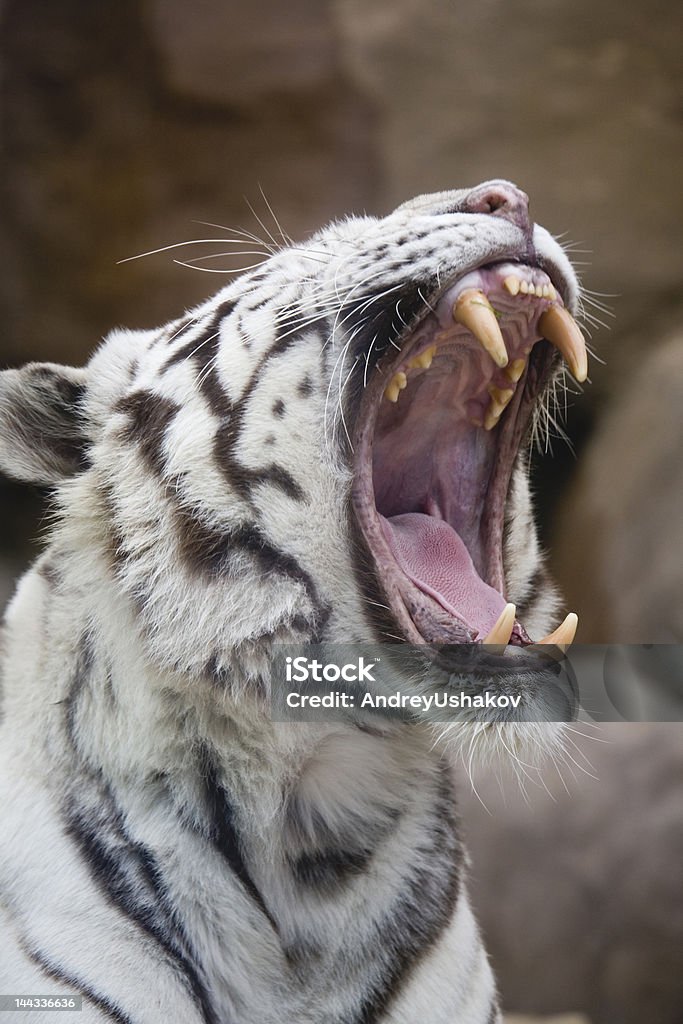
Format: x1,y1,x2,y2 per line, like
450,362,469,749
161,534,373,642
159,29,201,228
381,513,507,637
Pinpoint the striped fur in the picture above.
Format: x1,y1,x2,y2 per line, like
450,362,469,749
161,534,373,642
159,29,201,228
0,183,580,1022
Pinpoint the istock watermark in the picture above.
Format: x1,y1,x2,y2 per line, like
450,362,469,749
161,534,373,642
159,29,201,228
285,687,523,712
270,644,683,724
285,655,378,684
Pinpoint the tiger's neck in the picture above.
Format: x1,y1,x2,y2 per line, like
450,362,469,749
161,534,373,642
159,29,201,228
2,552,499,1023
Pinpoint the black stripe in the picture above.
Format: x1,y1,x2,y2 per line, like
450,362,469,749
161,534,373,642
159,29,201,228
63,784,220,1024
126,357,139,383
173,510,243,576
211,312,308,500
290,847,374,893
22,942,133,1024
282,938,323,969
160,304,235,420
284,782,402,896
246,465,305,501
162,301,235,375
227,524,325,617
296,375,314,397
195,331,229,415
162,335,208,372
162,301,308,504
100,483,326,640
62,664,219,1024
102,666,117,708
173,512,329,634
62,633,96,753
352,763,463,1023
514,566,549,618
37,558,63,590
197,744,278,932
116,391,180,476
233,315,252,350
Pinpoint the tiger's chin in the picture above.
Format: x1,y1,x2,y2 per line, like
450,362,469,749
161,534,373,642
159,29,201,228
433,720,567,773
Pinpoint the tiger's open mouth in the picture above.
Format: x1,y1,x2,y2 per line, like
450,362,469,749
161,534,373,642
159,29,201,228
352,260,586,650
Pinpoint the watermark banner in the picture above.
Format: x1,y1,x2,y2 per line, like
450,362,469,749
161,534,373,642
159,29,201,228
270,644,683,723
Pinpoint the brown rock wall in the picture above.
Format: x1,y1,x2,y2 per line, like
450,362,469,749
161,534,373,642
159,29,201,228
463,724,683,1023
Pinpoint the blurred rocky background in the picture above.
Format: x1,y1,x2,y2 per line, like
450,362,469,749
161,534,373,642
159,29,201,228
463,724,683,1024
1,1,682,1021
505,1017,590,1024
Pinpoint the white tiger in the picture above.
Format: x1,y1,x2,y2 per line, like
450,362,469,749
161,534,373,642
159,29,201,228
0,181,587,1023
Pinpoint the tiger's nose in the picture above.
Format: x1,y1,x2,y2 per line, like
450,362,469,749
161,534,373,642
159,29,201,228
461,181,531,234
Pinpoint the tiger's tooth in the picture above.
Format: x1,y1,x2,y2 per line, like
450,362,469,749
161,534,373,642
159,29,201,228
483,386,514,430
520,280,529,294
384,370,407,403
536,612,578,651
548,284,557,300
528,283,536,296
482,603,516,646
484,401,507,430
453,289,508,368
503,275,521,296
488,385,514,406
538,305,588,382
409,344,436,370
484,408,502,430
505,358,526,383
422,344,436,367
484,404,504,430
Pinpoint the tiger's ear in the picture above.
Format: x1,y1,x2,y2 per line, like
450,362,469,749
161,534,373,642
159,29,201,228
0,362,90,485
